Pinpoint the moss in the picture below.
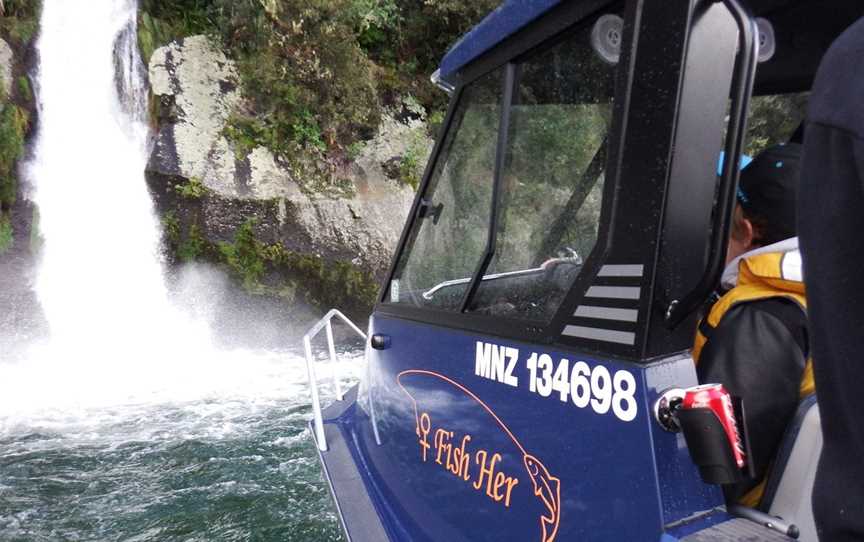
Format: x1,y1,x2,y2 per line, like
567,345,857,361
16,76,31,103
0,103,28,209
161,210,181,245
218,218,266,292
137,2,216,63
0,212,12,255
0,0,41,47
164,213,378,315
138,0,497,183
174,176,207,199
426,110,445,137
280,250,379,313
396,123,430,189
178,221,210,262
223,114,269,161
346,140,365,161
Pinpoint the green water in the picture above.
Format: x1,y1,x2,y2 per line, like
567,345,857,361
0,357,350,541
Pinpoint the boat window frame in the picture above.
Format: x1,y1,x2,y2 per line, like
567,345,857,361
375,0,629,346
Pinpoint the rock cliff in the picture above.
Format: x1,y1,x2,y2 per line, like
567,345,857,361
145,35,426,316
0,37,12,96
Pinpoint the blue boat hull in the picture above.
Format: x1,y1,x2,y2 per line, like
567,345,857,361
310,315,784,541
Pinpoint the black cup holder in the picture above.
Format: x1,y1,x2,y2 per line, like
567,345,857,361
677,396,755,485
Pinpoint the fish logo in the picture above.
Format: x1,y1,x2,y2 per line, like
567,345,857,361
397,369,562,542
524,454,561,542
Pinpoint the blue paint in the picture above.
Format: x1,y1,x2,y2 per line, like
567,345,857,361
317,315,724,540
439,0,563,80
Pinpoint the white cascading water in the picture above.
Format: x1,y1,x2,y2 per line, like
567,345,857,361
28,0,212,354
0,0,328,420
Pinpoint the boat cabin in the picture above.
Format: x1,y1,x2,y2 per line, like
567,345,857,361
303,1,864,540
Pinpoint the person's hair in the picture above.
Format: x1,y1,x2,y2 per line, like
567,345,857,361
730,204,776,248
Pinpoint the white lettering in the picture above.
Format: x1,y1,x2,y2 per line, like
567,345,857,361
475,341,492,379
503,347,519,387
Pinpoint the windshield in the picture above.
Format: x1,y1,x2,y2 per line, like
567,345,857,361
387,16,617,324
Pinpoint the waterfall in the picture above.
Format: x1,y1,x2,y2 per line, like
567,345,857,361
4,0,222,410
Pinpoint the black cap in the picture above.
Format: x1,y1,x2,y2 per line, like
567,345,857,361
737,143,801,245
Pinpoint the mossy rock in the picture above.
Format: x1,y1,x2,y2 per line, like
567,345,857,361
0,103,28,209
164,215,379,319
0,212,13,255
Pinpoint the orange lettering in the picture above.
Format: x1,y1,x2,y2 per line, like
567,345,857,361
456,435,471,480
473,450,488,490
493,471,507,501
504,476,519,507
417,418,517,509
484,453,503,499
434,428,449,465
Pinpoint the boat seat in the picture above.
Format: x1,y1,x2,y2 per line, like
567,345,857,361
760,394,821,542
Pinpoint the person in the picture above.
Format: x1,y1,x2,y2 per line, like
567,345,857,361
692,143,813,506
799,16,864,541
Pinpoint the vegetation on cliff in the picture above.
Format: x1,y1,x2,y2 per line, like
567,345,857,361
0,0,40,47
138,0,497,159
138,0,497,312
0,0,38,254
163,213,378,318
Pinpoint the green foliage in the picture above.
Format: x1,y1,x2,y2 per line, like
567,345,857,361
161,211,181,244
161,211,216,263
0,0,41,46
354,0,500,112
0,103,28,209
16,76,30,103
745,93,809,156
348,0,400,51
164,211,378,314
178,221,209,261
290,109,326,151
174,176,207,198
223,114,262,160
139,0,497,162
137,0,218,62
219,218,266,291
346,140,365,161
427,110,445,137
0,212,12,255
264,242,379,313
398,141,423,189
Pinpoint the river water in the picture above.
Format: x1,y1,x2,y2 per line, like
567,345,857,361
0,355,348,541
0,0,347,539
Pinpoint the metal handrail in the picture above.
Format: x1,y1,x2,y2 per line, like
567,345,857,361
303,309,367,452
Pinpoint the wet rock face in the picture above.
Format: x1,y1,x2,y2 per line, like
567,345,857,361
0,38,12,97
146,35,419,285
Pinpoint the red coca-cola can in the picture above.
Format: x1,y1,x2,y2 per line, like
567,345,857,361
682,383,746,468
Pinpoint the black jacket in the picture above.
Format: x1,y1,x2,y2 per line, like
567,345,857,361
800,16,864,542
697,297,808,502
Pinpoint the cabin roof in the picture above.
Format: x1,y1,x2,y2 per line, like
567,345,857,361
438,0,864,94
438,0,562,82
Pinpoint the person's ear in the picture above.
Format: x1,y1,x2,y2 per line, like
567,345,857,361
740,216,755,249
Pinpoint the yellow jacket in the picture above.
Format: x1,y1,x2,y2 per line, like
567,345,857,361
693,239,814,506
